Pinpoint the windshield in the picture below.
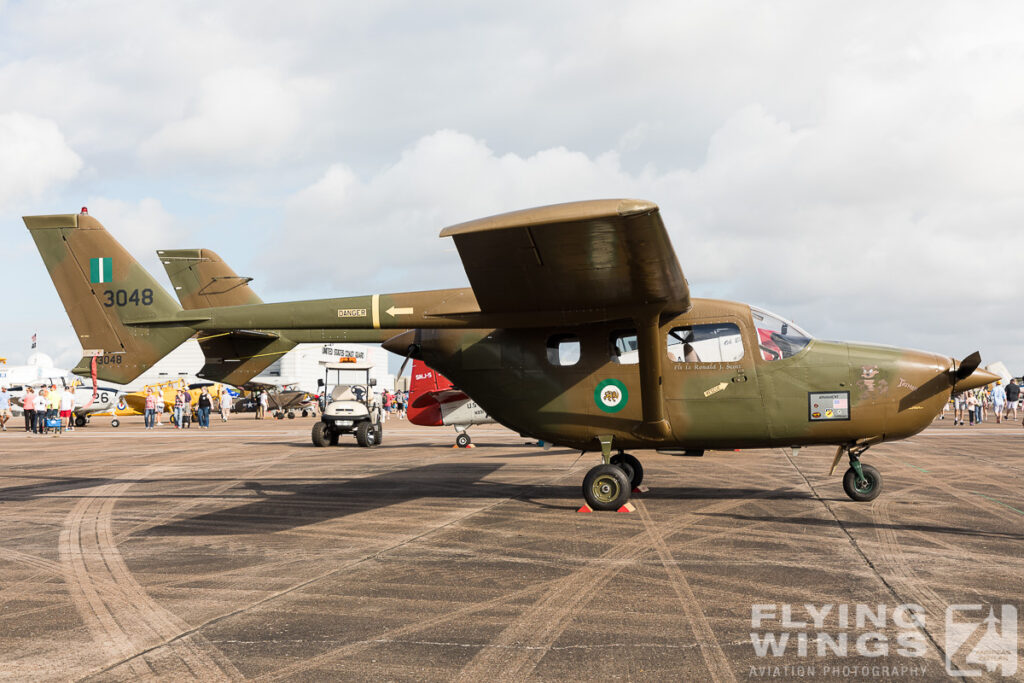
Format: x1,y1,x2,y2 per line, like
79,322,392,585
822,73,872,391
750,307,812,361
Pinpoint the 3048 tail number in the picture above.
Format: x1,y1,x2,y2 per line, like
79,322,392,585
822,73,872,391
101,288,154,307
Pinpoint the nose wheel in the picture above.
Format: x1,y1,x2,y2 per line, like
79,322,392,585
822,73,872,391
832,445,883,502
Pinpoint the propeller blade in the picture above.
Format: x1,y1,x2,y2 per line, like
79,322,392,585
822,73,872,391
955,351,982,380
395,343,419,381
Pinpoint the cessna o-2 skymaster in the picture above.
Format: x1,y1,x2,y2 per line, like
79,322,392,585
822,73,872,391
26,200,996,511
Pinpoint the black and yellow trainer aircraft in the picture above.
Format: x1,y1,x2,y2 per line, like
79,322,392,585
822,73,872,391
25,200,996,510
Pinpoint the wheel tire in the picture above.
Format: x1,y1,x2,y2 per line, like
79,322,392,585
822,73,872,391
111,418,120,428
455,432,471,448
287,411,296,419
301,409,309,418
610,453,643,488
843,464,882,502
582,464,631,511
75,415,87,428
274,411,284,420
356,421,381,448
311,421,331,447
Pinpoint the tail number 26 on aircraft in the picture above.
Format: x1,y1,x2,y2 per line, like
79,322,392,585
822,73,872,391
101,288,154,307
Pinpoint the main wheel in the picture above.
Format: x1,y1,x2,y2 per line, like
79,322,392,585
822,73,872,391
455,432,472,448
75,415,87,428
610,453,643,488
311,422,331,447
843,464,882,502
111,418,120,428
274,411,284,420
582,464,631,511
356,421,382,448
287,411,295,419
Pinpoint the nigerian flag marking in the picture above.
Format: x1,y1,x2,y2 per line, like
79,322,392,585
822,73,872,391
90,257,112,284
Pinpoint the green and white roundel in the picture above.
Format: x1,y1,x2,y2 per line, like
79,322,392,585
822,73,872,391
594,379,628,413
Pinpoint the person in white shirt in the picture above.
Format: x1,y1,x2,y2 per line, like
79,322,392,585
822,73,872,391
60,388,76,432
220,388,232,422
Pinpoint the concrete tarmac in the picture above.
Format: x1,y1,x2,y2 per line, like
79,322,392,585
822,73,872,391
1,414,1022,681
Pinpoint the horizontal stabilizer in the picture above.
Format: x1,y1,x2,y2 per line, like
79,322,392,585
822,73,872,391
195,331,297,386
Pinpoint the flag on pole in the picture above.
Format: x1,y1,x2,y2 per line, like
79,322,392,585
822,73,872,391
31,333,37,349
90,257,112,283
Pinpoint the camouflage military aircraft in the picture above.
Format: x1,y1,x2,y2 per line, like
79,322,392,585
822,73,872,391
25,201,997,511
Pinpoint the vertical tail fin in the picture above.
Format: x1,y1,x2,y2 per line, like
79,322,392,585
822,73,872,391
157,248,263,309
24,211,195,383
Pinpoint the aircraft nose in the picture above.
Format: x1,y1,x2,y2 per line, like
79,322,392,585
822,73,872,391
955,367,1000,393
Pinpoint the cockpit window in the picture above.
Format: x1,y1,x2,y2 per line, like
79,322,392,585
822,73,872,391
750,307,812,361
610,330,639,365
667,323,744,363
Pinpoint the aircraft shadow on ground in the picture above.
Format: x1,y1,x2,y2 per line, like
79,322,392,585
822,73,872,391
699,512,1024,542
0,476,111,501
140,461,816,537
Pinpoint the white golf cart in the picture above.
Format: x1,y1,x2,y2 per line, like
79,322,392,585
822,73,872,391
311,361,383,447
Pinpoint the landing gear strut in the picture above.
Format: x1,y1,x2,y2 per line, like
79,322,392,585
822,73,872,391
834,444,883,502
581,436,642,511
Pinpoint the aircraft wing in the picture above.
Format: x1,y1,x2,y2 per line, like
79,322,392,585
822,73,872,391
439,199,690,317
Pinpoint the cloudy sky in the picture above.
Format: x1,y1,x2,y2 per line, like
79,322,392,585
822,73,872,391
3,1,1024,374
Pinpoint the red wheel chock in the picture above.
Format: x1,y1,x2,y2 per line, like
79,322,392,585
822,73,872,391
577,501,637,513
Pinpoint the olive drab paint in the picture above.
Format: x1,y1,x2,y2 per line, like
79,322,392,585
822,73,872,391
26,199,1000,506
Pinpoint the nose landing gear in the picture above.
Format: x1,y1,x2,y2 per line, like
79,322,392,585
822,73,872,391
831,444,883,502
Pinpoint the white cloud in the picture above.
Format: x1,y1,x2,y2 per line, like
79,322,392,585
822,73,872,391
0,112,82,207
140,68,324,168
79,197,186,287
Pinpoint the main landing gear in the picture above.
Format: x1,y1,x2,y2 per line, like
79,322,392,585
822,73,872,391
831,444,883,502
581,436,645,511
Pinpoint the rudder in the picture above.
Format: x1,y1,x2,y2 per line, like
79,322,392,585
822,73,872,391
24,211,195,383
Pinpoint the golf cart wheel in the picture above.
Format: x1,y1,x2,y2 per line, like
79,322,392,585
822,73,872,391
311,422,331,447
287,411,295,419
111,418,120,428
455,432,471,448
75,415,87,428
356,421,381,448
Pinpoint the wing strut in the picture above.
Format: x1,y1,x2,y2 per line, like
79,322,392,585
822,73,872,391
633,307,671,441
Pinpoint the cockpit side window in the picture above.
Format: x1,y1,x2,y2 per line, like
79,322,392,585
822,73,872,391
750,307,812,361
667,323,744,363
546,334,580,366
610,330,639,365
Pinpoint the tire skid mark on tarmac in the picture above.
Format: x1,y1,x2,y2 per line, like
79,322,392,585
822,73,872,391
636,499,737,683
453,495,764,682
873,451,1024,527
59,468,242,681
782,451,954,674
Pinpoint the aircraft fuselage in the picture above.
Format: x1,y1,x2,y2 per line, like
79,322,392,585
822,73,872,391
388,299,955,452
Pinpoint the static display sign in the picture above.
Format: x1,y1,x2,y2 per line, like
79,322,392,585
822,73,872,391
809,391,850,421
